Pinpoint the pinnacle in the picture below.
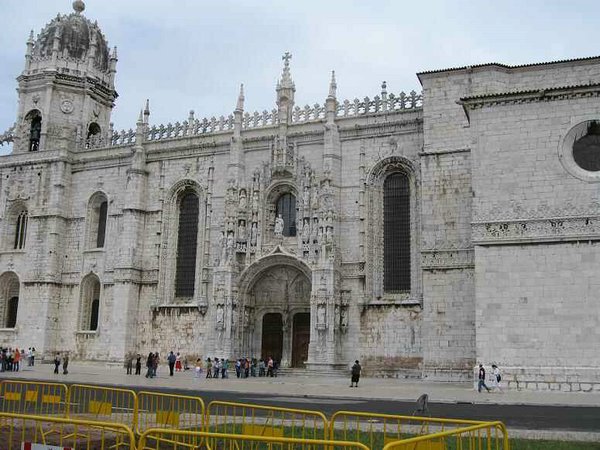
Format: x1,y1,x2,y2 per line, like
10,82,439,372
72,0,85,14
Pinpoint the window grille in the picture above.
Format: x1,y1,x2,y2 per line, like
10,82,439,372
14,211,28,250
383,173,410,292
276,193,296,237
96,201,107,248
175,192,199,297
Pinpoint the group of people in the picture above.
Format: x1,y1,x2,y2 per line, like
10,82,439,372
1,347,37,372
477,363,503,393
201,356,277,379
53,353,69,375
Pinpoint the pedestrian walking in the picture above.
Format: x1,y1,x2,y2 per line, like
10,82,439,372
126,354,133,375
206,358,213,378
175,352,182,372
350,360,361,387
266,357,274,377
62,354,69,375
168,351,176,376
135,354,142,375
478,364,491,393
145,352,153,378
195,358,203,378
492,364,504,392
53,353,60,374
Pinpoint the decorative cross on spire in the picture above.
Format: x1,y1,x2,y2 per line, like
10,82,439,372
282,52,292,65
279,52,294,90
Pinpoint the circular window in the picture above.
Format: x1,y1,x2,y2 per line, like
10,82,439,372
559,120,600,182
572,121,600,171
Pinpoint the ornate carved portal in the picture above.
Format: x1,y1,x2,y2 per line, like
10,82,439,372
242,264,311,368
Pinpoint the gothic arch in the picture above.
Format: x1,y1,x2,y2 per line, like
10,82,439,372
23,109,42,152
79,272,101,331
238,252,312,296
0,271,20,328
365,155,421,304
158,179,206,304
85,191,109,249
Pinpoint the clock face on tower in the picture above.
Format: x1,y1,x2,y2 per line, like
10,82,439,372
60,99,74,114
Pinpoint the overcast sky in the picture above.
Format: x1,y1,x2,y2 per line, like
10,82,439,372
1,0,600,152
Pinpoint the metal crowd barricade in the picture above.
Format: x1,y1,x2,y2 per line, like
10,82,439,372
330,411,491,449
0,380,68,416
138,428,371,450
66,384,138,431
136,390,205,447
382,421,510,450
207,400,330,440
0,411,135,450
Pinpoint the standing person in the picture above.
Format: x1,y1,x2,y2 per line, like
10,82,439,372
175,352,182,372
135,354,142,375
195,358,203,379
27,348,32,367
350,360,362,387
53,353,60,374
213,358,221,379
145,352,154,378
478,364,491,393
492,364,504,392
126,354,133,375
235,359,241,378
167,351,176,376
266,357,274,377
222,359,229,379
13,347,20,371
31,347,36,366
62,354,69,375
153,353,160,377
206,358,213,378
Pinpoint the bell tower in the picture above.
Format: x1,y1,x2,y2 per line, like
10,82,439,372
12,0,117,153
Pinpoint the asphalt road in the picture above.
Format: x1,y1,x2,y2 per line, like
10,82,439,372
3,379,598,433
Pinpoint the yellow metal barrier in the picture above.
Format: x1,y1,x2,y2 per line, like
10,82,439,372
139,427,371,450
207,400,330,440
136,390,205,446
67,383,138,431
0,411,135,450
382,421,510,450
0,380,68,416
330,411,492,449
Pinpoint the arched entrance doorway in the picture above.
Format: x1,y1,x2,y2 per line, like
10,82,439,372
238,254,312,368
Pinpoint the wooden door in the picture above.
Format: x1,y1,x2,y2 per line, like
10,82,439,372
261,313,283,363
291,312,310,368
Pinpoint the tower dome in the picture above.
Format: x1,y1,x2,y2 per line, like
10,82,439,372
33,1,110,72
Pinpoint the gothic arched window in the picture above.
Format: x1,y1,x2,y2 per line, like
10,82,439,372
0,272,20,328
276,193,296,237
79,274,101,331
86,193,108,248
175,191,199,298
25,109,42,152
383,172,411,292
14,210,28,250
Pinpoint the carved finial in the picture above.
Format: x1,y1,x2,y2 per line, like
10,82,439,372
137,109,144,125
236,83,245,112
328,70,337,98
381,80,387,96
28,30,34,42
188,110,195,121
72,0,85,14
279,52,294,88
110,46,118,60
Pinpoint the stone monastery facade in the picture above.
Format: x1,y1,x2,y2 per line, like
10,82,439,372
1,1,599,390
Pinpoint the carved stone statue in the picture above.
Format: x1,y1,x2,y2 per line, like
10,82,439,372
237,220,247,241
239,189,247,209
274,214,284,236
226,232,234,258
216,304,224,325
302,219,310,243
317,304,326,325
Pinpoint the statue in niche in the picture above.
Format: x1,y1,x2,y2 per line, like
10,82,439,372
216,304,224,325
226,232,235,259
237,220,247,241
239,189,247,209
274,214,284,236
250,222,258,246
219,231,227,264
311,218,319,243
303,185,310,207
302,219,310,243
232,306,239,327
252,191,259,210
243,307,251,327
326,226,333,244
340,306,348,329
317,304,326,325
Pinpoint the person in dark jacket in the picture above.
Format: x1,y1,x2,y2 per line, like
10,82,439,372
350,360,361,387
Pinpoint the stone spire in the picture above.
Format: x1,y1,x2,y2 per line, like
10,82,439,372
143,99,150,124
328,70,337,99
276,52,295,125
235,84,245,113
